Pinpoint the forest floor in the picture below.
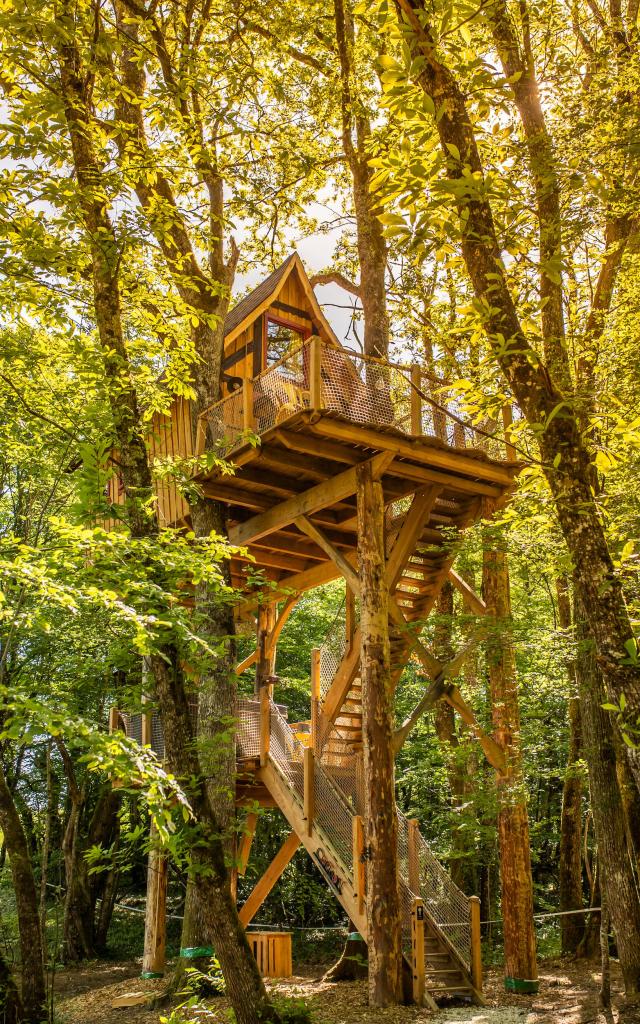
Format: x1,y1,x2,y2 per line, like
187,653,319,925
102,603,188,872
54,957,639,1024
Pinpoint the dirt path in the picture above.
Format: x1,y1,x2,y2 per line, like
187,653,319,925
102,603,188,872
56,957,633,1024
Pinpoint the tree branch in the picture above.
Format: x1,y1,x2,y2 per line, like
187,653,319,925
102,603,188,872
309,270,362,297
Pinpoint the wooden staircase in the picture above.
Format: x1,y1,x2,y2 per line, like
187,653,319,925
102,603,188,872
251,696,483,1007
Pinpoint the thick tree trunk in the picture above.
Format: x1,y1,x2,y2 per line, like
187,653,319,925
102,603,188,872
0,762,46,1023
0,946,22,1024
574,590,640,999
357,460,403,1007
334,0,389,360
482,542,537,990
556,579,585,954
395,0,640,777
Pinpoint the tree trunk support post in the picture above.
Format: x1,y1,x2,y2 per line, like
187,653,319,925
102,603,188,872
470,895,483,993
357,458,404,1006
309,335,323,410
353,815,365,916
142,822,168,979
303,746,315,836
407,818,421,895
410,364,422,435
411,897,426,1005
259,687,270,767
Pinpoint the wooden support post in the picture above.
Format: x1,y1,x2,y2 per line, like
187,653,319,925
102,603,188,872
238,832,301,927
470,895,483,993
411,898,426,1005
260,686,270,767
142,823,168,979
309,335,323,410
407,819,421,895
303,746,315,836
108,707,119,733
310,648,321,749
243,378,254,433
410,364,422,435
353,815,365,916
141,695,152,747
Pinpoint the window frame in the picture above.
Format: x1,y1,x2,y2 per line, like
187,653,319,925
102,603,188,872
263,313,312,370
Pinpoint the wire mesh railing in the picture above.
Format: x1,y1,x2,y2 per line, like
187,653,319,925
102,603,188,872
197,338,500,456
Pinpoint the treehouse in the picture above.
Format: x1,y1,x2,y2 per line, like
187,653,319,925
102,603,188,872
109,252,520,1003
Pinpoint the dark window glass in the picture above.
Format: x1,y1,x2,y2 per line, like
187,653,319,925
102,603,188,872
266,320,305,368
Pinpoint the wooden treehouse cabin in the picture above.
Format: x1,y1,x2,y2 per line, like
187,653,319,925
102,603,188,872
109,252,519,1003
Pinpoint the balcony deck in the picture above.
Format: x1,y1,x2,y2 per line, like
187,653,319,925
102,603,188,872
194,338,519,611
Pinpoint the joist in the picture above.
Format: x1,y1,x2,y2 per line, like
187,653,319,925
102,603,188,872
274,428,360,465
229,452,392,547
310,419,518,486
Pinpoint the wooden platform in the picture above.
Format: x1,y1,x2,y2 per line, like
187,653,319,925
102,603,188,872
196,408,518,616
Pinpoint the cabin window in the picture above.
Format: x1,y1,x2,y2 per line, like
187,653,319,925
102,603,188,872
265,316,309,371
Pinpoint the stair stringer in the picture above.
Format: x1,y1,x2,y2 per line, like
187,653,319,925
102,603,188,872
257,758,368,937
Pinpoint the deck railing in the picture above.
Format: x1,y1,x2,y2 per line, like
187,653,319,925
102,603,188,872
197,337,498,457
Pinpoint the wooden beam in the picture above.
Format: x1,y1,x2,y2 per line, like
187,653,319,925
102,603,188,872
275,428,359,465
239,557,344,614
390,459,503,498
321,633,361,724
259,687,270,767
229,452,392,547
238,832,301,927
238,812,259,877
295,515,361,594
444,684,506,774
470,896,483,993
303,747,314,836
311,419,518,486
386,487,440,592
142,823,168,978
407,819,421,895
448,569,487,616
353,815,365,916
235,649,259,675
411,898,427,1006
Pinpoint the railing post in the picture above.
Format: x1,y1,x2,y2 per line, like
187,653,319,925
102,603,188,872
259,686,270,767
408,818,421,895
310,647,321,749
309,336,323,410
303,746,314,836
470,895,483,993
352,815,365,915
502,403,516,460
243,379,254,433
410,364,422,436
411,897,426,1005
141,695,152,748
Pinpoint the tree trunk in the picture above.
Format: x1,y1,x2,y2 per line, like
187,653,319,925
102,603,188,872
482,541,537,991
0,946,22,1024
334,0,389,360
574,588,640,998
0,762,46,1022
357,460,403,1007
556,579,585,954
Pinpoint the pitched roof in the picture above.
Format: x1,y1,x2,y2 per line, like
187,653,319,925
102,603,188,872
224,253,297,338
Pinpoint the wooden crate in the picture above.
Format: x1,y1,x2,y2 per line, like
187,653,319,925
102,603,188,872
248,931,292,978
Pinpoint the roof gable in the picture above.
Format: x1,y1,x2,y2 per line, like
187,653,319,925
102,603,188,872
223,252,340,347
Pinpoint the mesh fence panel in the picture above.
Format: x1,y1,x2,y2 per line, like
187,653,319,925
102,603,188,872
200,389,244,452
236,699,261,758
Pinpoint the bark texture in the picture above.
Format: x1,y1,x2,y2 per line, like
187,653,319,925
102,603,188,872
574,591,640,998
556,579,586,954
483,543,537,986
0,762,46,1022
357,460,403,1006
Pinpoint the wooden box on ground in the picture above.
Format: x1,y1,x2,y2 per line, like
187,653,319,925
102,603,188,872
248,931,293,978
